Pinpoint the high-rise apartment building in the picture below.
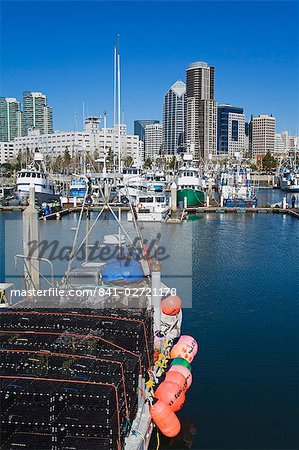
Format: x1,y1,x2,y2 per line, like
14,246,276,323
0,142,15,164
0,97,23,141
134,120,160,143
186,61,217,160
217,105,245,156
251,115,276,156
23,91,53,135
163,79,186,155
144,123,163,160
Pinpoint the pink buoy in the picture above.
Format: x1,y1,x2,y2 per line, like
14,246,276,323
178,335,199,356
170,342,194,363
169,365,192,389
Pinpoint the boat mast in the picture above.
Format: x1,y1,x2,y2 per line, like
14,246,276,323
113,46,117,170
117,33,121,172
116,34,122,252
103,111,107,175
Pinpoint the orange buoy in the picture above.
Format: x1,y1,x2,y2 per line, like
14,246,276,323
165,370,188,392
178,335,199,356
169,365,193,389
150,399,181,437
170,342,194,363
161,294,182,316
154,380,186,412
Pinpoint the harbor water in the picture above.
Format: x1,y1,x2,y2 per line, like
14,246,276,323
0,189,298,449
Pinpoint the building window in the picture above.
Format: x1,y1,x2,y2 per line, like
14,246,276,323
232,120,238,142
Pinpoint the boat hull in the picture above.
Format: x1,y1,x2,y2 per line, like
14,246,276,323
127,208,169,222
16,189,59,203
177,189,205,207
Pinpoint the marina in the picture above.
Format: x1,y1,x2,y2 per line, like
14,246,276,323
1,189,298,450
1,1,298,448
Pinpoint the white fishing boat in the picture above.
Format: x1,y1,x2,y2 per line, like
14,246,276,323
277,168,299,192
217,157,258,207
16,150,57,202
145,170,167,193
119,168,147,201
127,192,170,222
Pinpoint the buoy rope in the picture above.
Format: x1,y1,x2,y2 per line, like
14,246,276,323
155,428,160,450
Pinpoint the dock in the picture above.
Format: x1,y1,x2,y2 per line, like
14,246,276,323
39,209,71,221
181,206,299,219
1,204,298,220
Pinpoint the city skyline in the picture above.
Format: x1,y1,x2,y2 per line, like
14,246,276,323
1,1,298,134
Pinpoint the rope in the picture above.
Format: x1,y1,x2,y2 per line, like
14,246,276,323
156,428,160,450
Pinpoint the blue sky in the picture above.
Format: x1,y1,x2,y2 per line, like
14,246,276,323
1,1,298,134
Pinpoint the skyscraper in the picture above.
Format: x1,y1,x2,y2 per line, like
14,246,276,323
23,91,53,135
250,114,276,156
144,123,163,160
217,105,245,156
163,79,186,155
134,120,160,143
186,61,217,160
0,97,23,141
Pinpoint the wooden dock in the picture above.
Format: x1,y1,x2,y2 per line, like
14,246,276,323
1,204,298,220
39,209,71,221
181,206,299,219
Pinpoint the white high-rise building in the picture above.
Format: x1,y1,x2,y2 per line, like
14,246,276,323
274,130,290,154
144,123,163,160
251,115,276,156
163,80,186,155
186,61,217,160
289,135,299,150
0,142,15,164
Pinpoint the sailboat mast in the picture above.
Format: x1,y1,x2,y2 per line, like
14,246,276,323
103,111,107,175
113,46,117,170
117,34,121,172
117,35,122,252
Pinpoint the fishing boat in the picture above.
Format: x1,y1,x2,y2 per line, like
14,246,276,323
0,40,198,449
145,170,167,193
277,168,299,192
217,159,258,207
0,180,198,450
176,154,205,208
127,192,170,222
69,178,87,198
276,153,299,192
16,150,57,203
